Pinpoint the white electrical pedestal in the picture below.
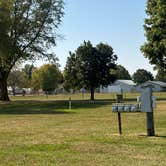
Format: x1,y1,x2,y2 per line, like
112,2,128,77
112,85,156,136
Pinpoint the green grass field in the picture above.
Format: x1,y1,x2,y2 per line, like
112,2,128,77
10,92,166,101
0,95,165,165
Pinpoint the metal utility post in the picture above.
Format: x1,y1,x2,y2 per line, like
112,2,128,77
118,112,122,135
146,112,155,136
141,85,155,136
116,94,123,135
69,97,71,110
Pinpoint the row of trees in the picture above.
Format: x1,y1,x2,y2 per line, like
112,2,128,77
7,41,161,101
8,64,62,95
7,41,118,100
7,41,165,100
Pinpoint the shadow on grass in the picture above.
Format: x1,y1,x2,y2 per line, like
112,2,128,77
0,100,112,115
138,134,166,139
155,135,166,139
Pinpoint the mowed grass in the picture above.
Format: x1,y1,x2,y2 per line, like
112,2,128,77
10,92,166,101
0,98,165,165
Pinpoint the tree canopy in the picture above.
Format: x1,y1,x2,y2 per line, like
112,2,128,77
115,65,131,80
22,64,36,80
156,68,166,82
31,64,62,94
63,52,79,92
141,0,166,70
64,41,117,100
7,69,26,95
133,69,154,84
0,0,64,100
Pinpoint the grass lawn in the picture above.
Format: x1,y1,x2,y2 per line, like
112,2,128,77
0,98,165,165
10,92,166,101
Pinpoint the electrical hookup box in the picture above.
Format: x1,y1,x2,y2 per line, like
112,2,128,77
112,86,156,113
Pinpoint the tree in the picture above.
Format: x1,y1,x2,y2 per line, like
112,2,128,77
22,64,36,80
0,0,64,101
7,69,26,95
115,65,131,80
133,69,154,84
31,64,61,94
141,0,166,70
31,69,41,93
64,41,117,100
156,68,166,82
21,64,36,88
63,52,80,92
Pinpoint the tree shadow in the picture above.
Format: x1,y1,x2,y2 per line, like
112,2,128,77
0,100,112,115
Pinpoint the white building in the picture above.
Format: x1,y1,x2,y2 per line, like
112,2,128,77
100,80,136,93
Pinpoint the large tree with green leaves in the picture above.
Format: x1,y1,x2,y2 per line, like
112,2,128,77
0,0,64,101
141,0,166,70
64,41,117,100
31,68,41,92
31,64,61,94
7,69,26,95
156,68,166,82
19,64,36,88
22,64,36,80
133,69,154,84
115,65,131,80
63,52,79,92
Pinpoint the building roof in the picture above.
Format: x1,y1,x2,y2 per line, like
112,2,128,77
116,80,136,86
146,81,166,88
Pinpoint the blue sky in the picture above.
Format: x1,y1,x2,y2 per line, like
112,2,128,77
38,0,156,75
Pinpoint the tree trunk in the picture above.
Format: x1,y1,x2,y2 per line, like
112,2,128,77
0,77,10,101
90,86,95,101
